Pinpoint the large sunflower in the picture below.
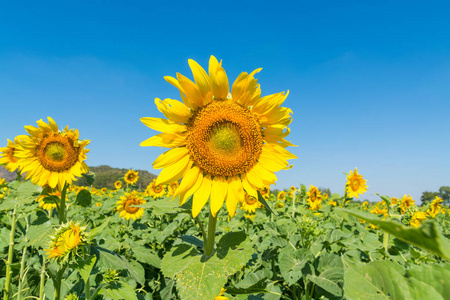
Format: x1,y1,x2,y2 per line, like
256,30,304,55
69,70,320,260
140,56,296,218
15,117,89,190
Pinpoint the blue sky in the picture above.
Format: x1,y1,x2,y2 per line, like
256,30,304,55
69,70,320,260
1,1,449,202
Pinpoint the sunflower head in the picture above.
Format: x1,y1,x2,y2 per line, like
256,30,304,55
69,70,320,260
307,185,322,203
14,117,89,190
124,169,139,185
345,168,367,199
140,56,296,218
277,191,286,201
400,194,415,214
145,179,166,198
116,190,146,221
0,135,27,173
45,221,88,263
240,193,262,214
410,211,428,228
114,180,122,190
36,187,61,211
168,181,179,196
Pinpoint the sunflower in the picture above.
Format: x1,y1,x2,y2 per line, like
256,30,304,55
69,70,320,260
145,179,166,198
140,56,296,218
114,180,122,189
124,169,139,185
45,221,87,261
307,185,322,203
391,197,398,206
168,181,179,196
36,188,61,211
399,194,415,214
410,211,428,228
116,191,146,221
14,117,89,190
427,196,443,218
258,186,270,200
345,168,367,198
0,135,27,172
277,191,286,201
240,193,262,213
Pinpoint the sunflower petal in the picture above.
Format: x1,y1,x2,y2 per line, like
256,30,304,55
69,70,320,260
140,117,186,134
155,156,191,186
152,147,189,169
155,98,191,124
188,59,212,101
210,177,228,217
192,174,212,218
140,132,186,148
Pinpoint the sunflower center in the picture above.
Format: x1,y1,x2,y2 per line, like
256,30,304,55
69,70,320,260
8,148,18,163
37,134,80,172
153,185,163,193
351,179,359,191
125,199,140,213
186,100,263,177
245,195,258,205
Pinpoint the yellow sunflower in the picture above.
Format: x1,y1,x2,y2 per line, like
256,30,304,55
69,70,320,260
307,185,322,203
410,211,428,228
145,179,166,198
116,191,146,221
258,186,270,200
114,180,122,189
124,169,139,185
36,188,61,211
45,221,87,261
345,168,367,198
0,135,27,172
14,117,89,190
140,56,296,218
400,194,415,214
168,181,179,196
240,193,262,213
277,191,286,201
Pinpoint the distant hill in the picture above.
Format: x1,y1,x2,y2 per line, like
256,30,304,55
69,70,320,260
74,165,157,189
0,165,157,190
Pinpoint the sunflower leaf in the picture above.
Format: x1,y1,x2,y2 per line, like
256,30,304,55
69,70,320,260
161,231,253,300
258,191,276,216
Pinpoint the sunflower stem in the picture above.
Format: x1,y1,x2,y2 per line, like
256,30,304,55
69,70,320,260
58,183,68,224
3,208,17,300
204,211,218,257
39,256,46,300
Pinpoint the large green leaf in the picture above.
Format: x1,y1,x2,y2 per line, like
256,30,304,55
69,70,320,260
343,258,411,300
73,255,97,283
161,232,253,300
0,180,41,211
99,281,138,300
407,263,450,299
26,220,55,248
278,246,314,286
337,208,450,260
309,253,344,297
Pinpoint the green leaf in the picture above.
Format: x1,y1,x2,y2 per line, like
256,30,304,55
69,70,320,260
82,172,95,186
73,255,97,283
257,191,276,215
26,220,55,248
161,232,253,300
131,245,161,269
99,281,138,300
90,217,111,238
76,189,92,207
226,270,269,294
181,235,204,248
337,208,450,260
343,257,412,300
0,181,42,211
278,247,314,286
94,246,145,285
135,198,184,215
407,263,450,299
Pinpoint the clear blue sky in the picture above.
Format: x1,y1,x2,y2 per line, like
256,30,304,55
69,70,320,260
1,0,449,202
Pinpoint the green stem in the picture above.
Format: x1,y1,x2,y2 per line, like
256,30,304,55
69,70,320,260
17,246,28,300
3,208,17,300
292,194,296,219
204,212,218,257
195,216,207,246
89,283,105,300
383,232,389,255
53,265,68,300
39,257,46,300
58,183,68,224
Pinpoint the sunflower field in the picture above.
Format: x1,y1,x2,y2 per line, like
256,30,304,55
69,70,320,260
1,57,449,300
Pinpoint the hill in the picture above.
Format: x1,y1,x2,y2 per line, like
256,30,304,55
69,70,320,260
0,165,157,190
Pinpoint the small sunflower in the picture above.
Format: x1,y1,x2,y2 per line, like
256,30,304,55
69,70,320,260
327,200,337,206
14,117,89,190
168,181,179,196
371,205,389,217
275,201,285,208
240,193,262,213
140,56,296,218
307,185,322,203
391,197,398,206
145,179,166,198
114,180,122,189
258,186,270,200
45,221,88,262
116,191,146,221
345,168,367,198
410,211,428,228
36,188,61,211
400,194,415,214
277,191,286,201
96,202,102,207
124,169,139,185
0,135,27,172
